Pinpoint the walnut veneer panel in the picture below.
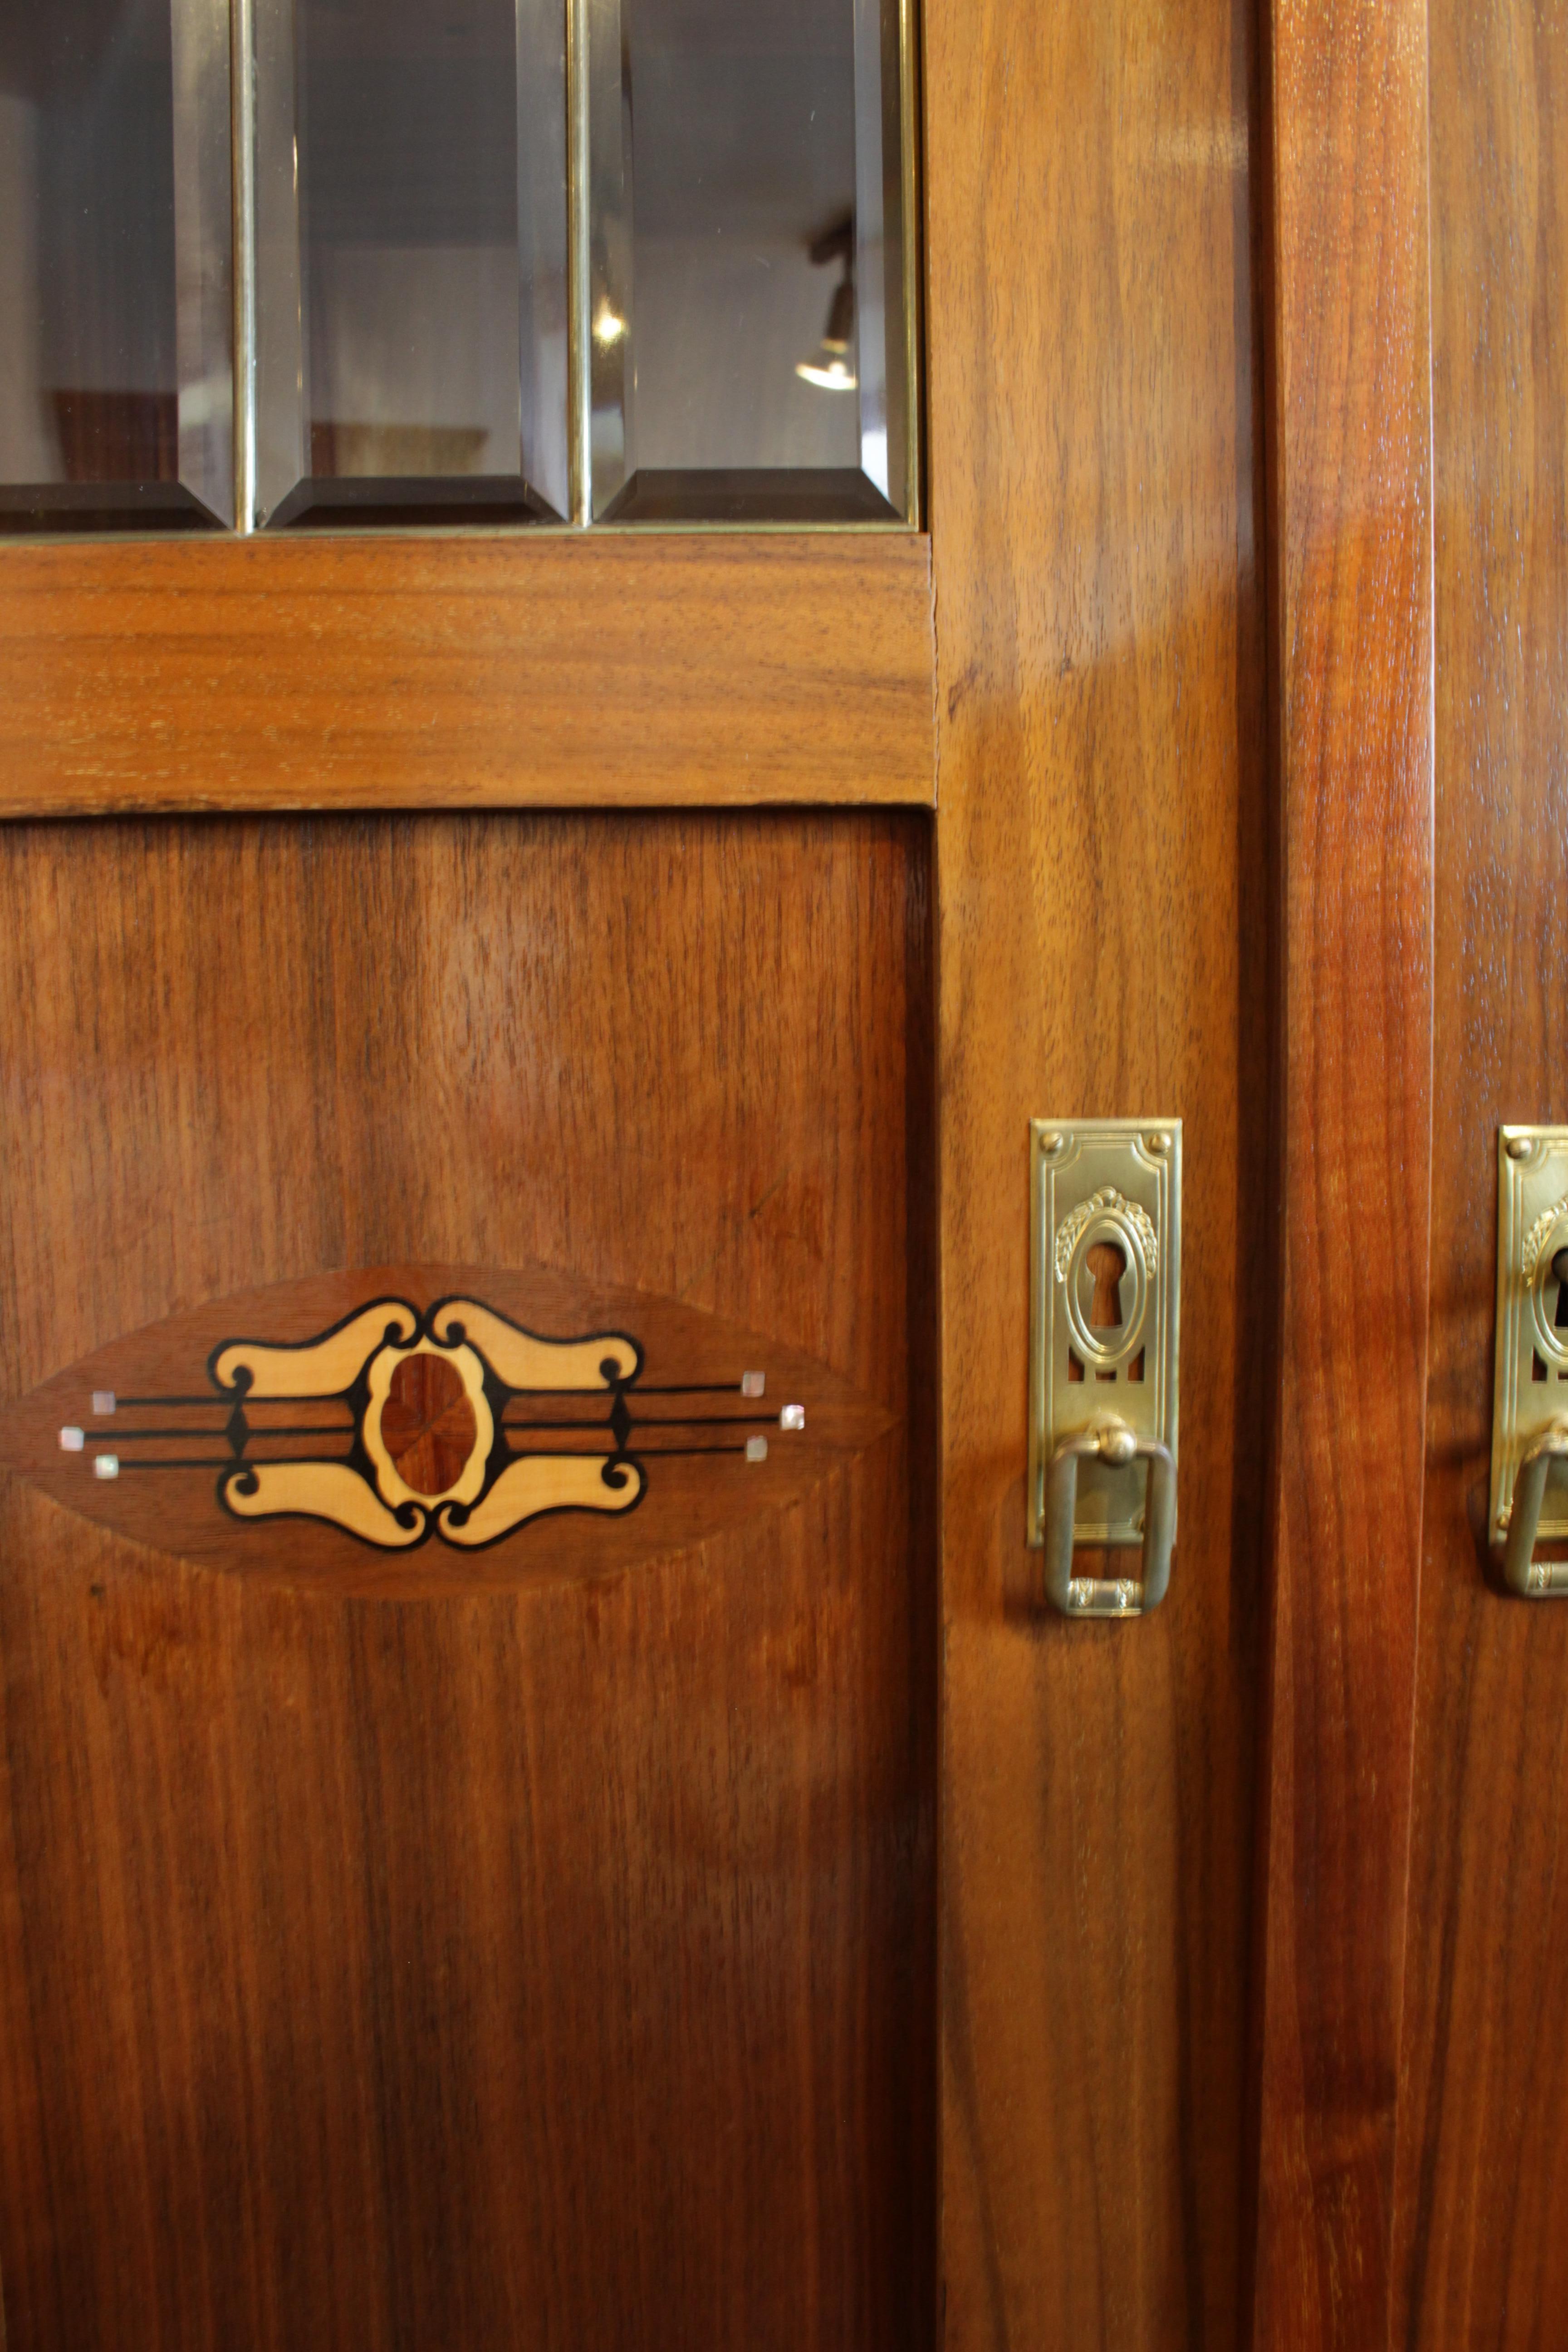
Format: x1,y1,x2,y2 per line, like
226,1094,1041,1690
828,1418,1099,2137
0,811,936,2352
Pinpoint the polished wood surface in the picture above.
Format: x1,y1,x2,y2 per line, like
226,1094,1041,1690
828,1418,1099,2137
0,813,936,2351
1392,3,1568,2341
925,0,1269,2341
1249,1,1435,2343
0,534,935,813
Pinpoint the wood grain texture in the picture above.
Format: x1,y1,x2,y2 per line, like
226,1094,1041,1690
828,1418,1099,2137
0,812,936,2352
1392,4,1568,2343
926,0,1270,2342
1249,0,1435,2343
0,534,936,813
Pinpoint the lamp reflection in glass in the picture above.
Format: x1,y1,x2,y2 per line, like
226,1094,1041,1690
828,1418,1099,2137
585,0,915,524
796,211,858,393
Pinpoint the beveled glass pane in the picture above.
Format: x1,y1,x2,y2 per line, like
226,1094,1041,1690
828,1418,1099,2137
253,0,567,529
586,0,914,523
0,0,234,532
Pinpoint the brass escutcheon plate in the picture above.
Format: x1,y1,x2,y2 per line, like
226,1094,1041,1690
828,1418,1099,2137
1491,1126,1568,1586
1028,1119,1181,1556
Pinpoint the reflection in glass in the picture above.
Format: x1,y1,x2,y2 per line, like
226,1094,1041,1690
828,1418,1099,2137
253,0,568,528
0,0,233,532
585,0,914,523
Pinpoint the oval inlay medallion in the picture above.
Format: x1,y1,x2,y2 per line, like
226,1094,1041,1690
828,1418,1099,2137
0,1264,892,1593
381,1354,478,1495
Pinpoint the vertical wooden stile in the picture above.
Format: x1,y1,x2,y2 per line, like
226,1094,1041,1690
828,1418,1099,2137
927,0,1271,2341
1249,0,1436,2343
1391,1,1568,2340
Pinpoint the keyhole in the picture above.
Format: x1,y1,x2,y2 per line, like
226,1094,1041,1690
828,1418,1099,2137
1085,1240,1127,1329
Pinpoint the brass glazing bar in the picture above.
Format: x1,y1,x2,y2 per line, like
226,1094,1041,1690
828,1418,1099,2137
231,0,255,533
898,0,921,524
567,0,592,526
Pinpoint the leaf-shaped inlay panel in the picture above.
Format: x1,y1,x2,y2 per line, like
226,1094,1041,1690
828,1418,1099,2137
0,1266,892,1596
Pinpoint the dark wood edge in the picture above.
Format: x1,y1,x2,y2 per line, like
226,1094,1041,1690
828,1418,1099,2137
0,530,937,815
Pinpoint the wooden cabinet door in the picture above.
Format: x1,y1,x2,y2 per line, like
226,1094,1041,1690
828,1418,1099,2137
0,0,1282,2338
19,0,1553,2346
1230,5,1568,2351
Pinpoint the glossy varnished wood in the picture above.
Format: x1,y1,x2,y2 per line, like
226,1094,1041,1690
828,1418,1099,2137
925,0,1269,2342
1249,1,1435,2344
1392,5,1568,2343
0,813,936,2351
0,534,936,813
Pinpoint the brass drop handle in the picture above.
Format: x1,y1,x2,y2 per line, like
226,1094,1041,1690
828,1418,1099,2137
1042,1419,1176,1617
1502,1421,1568,1597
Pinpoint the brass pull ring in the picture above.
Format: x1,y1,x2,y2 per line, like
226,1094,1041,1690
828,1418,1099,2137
1502,1421,1568,1597
1042,1420,1176,1618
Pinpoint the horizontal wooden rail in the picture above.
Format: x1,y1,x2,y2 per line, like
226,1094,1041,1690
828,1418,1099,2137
0,533,936,814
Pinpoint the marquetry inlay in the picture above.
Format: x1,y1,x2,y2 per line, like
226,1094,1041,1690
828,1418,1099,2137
382,1353,480,1496
0,1269,897,1585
